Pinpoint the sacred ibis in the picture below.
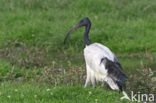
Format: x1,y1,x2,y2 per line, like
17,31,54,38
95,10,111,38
64,17,128,91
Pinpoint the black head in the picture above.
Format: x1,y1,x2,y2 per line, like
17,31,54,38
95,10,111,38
78,17,91,26
64,17,91,44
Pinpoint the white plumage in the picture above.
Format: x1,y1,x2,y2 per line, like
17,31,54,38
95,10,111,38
64,17,127,91
84,43,119,90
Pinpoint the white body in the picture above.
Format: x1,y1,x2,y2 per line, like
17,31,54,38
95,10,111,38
84,43,119,90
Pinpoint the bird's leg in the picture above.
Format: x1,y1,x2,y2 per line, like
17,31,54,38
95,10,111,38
84,66,91,88
91,78,96,88
106,84,111,90
84,75,90,88
101,81,105,87
90,71,96,88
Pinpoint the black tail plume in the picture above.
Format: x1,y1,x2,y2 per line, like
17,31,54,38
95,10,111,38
101,57,128,91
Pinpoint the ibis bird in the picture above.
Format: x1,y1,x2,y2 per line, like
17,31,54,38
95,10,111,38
64,17,128,91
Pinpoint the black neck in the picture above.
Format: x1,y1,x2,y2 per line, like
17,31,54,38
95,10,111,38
84,24,91,45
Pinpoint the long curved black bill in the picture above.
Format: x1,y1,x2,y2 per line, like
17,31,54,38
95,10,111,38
64,23,81,44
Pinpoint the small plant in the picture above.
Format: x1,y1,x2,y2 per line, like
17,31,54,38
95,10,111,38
40,60,86,86
126,49,156,94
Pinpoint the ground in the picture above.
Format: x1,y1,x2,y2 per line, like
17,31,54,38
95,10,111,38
0,0,156,102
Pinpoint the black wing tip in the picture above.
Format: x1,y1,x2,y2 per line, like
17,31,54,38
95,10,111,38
125,75,128,79
110,73,128,91
116,81,127,92
121,73,128,81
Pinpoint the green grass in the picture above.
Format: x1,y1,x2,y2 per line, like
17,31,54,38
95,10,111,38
0,0,155,53
0,82,132,103
0,57,155,103
0,0,156,102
